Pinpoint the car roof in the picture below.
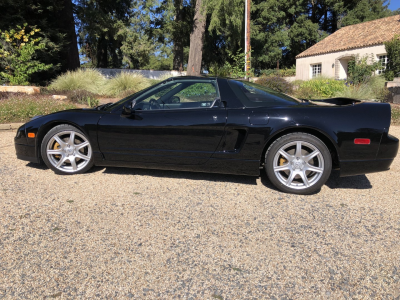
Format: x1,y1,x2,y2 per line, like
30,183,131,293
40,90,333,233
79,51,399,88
168,76,217,81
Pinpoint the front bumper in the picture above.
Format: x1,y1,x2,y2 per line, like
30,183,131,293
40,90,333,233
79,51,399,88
14,124,40,163
340,133,399,177
15,143,40,163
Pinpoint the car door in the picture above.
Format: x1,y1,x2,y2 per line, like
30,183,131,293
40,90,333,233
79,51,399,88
97,79,227,165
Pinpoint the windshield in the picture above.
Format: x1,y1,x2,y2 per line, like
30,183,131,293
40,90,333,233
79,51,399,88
102,82,160,111
228,80,301,108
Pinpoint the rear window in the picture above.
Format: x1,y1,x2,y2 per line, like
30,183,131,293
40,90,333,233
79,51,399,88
228,80,299,108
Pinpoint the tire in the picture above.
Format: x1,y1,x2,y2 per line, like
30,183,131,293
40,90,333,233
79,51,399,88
41,124,94,175
265,132,332,195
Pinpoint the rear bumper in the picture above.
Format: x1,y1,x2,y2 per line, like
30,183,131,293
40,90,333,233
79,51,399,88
340,133,399,177
340,158,394,177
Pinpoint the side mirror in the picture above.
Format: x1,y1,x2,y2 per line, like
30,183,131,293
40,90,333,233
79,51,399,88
121,100,136,117
170,96,180,103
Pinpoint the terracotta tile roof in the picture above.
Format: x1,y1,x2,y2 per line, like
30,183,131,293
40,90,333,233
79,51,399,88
296,15,400,58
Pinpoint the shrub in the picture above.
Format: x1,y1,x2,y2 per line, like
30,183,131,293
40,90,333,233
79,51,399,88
0,94,76,123
347,54,382,84
260,67,296,77
368,75,390,102
0,24,53,85
209,64,230,77
256,76,294,94
392,105,400,125
296,77,346,99
334,75,389,101
294,86,315,100
216,49,253,78
103,72,151,97
384,34,400,81
49,68,105,94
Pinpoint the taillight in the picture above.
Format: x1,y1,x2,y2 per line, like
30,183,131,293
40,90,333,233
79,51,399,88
354,138,370,145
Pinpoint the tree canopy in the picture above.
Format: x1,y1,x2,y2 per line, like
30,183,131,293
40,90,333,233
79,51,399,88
0,0,397,83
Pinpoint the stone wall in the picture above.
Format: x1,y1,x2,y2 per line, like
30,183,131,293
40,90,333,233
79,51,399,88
386,78,400,104
0,86,40,94
96,68,186,80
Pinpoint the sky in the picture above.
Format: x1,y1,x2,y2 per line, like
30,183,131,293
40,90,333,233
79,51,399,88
389,0,400,10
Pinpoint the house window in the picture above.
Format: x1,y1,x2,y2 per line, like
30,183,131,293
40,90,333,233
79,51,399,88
311,64,322,78
377,55,388,75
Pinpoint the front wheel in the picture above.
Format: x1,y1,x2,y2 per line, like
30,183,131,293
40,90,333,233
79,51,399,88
41,124,94,175
265,133,332,194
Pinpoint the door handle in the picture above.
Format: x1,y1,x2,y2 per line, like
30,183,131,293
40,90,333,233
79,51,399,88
213,115,218,121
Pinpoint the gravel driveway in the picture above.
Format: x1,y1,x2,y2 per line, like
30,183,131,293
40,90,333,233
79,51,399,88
1,127,400,299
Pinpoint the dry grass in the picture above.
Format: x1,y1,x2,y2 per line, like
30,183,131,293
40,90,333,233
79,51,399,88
48,69,106,95
0,94,77,123
102,72,152,97
49,69,153,97
392,104,400,125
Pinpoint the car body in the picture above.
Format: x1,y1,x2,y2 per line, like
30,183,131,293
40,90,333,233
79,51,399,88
14,76,399,194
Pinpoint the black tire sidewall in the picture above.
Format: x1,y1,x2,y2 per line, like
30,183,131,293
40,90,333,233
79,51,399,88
265,133,332,194
41,124,94,175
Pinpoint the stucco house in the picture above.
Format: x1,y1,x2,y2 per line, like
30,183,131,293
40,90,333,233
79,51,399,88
295,15,400,81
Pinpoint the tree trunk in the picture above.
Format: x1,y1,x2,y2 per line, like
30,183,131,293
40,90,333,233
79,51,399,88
96,34,109,68
173,0,184,71
58,0,80,71
186,0,206,76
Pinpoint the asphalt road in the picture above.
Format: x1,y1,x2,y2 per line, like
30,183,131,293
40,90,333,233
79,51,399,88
0,127,399,299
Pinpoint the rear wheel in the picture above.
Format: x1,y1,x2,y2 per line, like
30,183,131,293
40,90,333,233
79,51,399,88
265,133,332,194
41,124,94,175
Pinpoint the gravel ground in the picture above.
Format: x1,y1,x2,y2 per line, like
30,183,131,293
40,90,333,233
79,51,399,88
1,127,400,299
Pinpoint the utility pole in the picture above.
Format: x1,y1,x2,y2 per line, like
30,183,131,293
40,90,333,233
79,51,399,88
244,0,251,78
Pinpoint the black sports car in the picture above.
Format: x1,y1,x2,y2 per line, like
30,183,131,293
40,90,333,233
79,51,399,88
14,77,399,194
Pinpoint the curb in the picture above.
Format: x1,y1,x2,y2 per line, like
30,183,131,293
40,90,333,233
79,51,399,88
0,123,24,131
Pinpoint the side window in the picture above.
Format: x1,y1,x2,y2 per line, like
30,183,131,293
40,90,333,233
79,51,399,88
134,81,219,110
174,83,218,106
228,80,299,108
135,83,182,110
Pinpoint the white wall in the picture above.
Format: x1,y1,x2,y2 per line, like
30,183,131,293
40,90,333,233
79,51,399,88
96,68,186,80
295,44,387,81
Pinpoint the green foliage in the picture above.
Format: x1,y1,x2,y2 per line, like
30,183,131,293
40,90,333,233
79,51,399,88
384,34,400,80
260,67,296,77
143,54,173,71
341,0,392,26
49,69,106,94
209,64,230,77
220,49,253,78
256,76,294,94
179,83,217,97
0,0,76,84
102,72,151,97
75,0,132,68
0,24,52,85
296,77,346,99
347,54,382,84
117,19,154,69
0,94,76,124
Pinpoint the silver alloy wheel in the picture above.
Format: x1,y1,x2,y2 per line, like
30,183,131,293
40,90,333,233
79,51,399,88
272,140,324,190
46,130,92,173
